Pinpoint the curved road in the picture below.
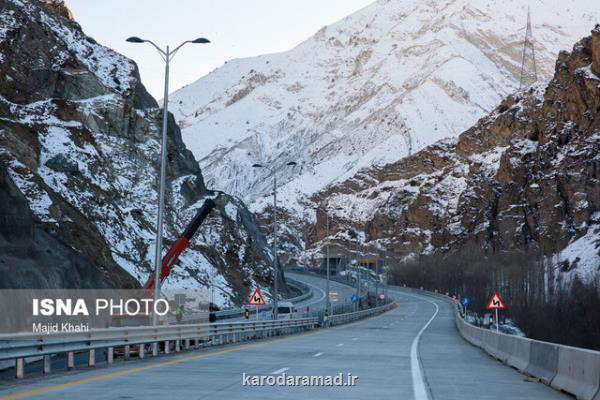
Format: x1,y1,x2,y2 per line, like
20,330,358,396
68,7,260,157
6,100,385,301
286,272,357,313
0,276,567,400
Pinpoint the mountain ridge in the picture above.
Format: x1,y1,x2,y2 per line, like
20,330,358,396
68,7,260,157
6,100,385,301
170,0,599,217
309,29,600,282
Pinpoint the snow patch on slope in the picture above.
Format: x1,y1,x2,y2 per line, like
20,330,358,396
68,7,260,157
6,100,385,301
170,0,600,216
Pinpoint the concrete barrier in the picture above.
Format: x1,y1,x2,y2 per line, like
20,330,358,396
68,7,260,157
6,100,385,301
462,323,483,347
524,340,559,384
505,336,531,372
551,346,600,400
395,286,600,399
494,333,516,363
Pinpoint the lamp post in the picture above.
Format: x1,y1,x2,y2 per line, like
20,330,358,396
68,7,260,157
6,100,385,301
313,205,343,324
252,161,297,319
126,36,210,325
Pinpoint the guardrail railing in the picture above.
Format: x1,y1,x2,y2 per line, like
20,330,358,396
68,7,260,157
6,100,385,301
400,287,600,400
0,281,397,381
0,317,318,379
202,277,313,322
0,281,404,379
328,302,397,326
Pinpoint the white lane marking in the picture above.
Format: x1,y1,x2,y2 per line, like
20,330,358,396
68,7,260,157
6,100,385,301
287,273,354,309
295,280,326,307
336,343,344,347
411,300,439,400
271,367,289,375
399,291,440,400
352,337,358,341
313,352,324,357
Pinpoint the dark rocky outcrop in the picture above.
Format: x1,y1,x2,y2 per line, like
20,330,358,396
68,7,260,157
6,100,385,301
592,25,600,76
0,0,274,302
0,163,135,287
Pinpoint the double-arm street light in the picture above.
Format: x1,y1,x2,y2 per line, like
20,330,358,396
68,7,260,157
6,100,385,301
313,205,343,324
126,36,210,325
252,161,297,319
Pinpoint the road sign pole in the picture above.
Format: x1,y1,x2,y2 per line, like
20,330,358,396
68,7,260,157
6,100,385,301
495,308,499,332
325,211,330,326
256,305,258,321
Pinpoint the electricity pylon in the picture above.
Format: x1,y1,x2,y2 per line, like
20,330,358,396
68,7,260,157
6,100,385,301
519,7,538,90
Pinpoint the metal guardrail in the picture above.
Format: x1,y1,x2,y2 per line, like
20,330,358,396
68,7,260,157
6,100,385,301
402,287,600,400
0,279,396,380
210,277,313,321
0,317,319,379
328,302,397,326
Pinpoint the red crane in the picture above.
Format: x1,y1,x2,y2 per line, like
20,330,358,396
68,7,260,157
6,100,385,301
143,198,217,290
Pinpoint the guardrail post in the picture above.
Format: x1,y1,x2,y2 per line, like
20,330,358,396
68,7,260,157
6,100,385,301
67,352,74,370
175,340,181,352
43,355,51,374
88,349,95,367
139,344,145,359
124,345,130,360
107,347,114,364
152,342,158,356
164,340,170,354
184,339,190,350
16,358,24,379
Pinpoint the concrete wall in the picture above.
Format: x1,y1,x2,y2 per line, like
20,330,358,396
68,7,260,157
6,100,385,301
417,289,600,400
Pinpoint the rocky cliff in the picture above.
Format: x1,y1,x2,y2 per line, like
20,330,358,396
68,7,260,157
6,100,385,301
311,30,600,282
0,0,275,304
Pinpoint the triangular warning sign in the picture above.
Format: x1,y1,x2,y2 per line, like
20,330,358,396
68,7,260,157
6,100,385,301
248,288,266,306
486,291,506,310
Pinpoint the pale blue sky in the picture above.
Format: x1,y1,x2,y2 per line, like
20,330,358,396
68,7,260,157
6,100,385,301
68,0,374,99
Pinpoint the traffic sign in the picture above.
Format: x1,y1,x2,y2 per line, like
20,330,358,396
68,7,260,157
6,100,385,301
351,294,359,304
248,288,266,306
460,297,470,306
486,291,506,310
329,291,338,302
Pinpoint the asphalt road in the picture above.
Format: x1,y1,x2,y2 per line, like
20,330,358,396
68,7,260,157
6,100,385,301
0,276,568,400
286,272,357,314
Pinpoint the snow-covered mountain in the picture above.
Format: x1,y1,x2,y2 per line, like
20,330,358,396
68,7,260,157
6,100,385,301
0,0,277,306
170,0,599,213
311,30,600,282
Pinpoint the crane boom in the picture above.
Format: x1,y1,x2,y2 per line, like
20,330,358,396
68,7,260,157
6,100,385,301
143,198,217,290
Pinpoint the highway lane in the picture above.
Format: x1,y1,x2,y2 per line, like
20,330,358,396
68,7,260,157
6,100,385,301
0,277,568,400
285,272,356,314
388,288,567,400
215,272,355,323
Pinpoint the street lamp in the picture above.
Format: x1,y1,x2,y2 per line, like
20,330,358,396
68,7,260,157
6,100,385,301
313,205,343,324
127,35,210,326
252,161,297,319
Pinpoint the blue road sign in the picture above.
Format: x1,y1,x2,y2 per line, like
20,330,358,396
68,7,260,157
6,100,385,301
460,297,470,306
351,294,359,304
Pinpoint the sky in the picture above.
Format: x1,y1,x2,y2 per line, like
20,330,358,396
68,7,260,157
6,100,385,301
68,0,374,100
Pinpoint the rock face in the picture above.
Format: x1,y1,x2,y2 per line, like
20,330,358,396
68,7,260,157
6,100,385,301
593,25,600,76
0,0,275,305
0,163,129,288
311,31,600,281
39,0,73,20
